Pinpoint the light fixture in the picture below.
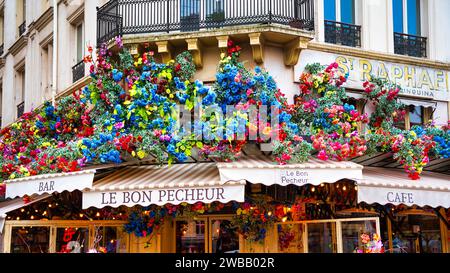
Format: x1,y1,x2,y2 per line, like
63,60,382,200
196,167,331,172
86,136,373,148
311,187,315,192
282,216,288,222
96,212,100,217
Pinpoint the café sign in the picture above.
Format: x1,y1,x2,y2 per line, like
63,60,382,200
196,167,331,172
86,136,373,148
5,170,96,198
357,185,450,208
82,185,245,209
295,49,450,101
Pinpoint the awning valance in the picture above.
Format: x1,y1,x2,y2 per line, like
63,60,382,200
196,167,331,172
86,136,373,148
82,163,245,209
217,156,363,186
357,167,450,207
0,194,51,233
5,170,96,199
399,98,436,108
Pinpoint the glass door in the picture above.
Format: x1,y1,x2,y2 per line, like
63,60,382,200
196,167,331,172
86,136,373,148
55,227,89,253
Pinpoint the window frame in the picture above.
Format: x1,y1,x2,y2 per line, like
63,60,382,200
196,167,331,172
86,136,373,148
275,217,381,253
392,0,422,36
324,0,357,25
3,220,129,253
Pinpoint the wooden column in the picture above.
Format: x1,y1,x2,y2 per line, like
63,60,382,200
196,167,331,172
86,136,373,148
439,208,449,253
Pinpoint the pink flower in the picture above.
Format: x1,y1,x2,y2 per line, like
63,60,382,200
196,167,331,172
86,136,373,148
114,122,124,130
317,150,329,161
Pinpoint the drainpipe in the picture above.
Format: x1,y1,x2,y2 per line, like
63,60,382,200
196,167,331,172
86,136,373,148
52,0,58,106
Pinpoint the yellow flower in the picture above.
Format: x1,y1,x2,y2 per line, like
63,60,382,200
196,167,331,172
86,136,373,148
132,151,136,157
220,52,225,59
42,142,51,147
137,150,146,159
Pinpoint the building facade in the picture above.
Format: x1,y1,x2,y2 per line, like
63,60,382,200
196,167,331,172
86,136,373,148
0,0,449,254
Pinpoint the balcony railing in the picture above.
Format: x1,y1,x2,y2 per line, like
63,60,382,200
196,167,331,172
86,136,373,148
18,22,26,36
72,60,85,83
0,43,3,56
394,32,427,58
17,102,24,118
324,20,361,47
97,0,315,45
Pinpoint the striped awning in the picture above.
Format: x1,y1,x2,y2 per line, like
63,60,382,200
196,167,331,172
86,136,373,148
217,156,363,186
82,163,245,209
358,167,450,207
5,170,96,199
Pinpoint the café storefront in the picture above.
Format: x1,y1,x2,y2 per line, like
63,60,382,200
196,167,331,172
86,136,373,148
1,156,449,253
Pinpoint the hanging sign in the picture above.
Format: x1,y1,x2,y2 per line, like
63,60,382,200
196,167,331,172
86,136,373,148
82,185,245,209
295,49,450,101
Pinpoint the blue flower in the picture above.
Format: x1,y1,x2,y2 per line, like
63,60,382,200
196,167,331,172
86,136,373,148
112,69,123,82
255,66,262,74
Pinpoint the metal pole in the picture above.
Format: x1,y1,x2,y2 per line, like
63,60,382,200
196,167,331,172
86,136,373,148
52,0,58,106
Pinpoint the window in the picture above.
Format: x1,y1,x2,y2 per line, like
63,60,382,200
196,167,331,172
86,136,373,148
41,44,53,100
391,214,442,253
393,0,421,35
276,218,380,253
175,216,239,253
10,227,50,253
181,0,200,17
323,0,360,47
409,105,423,127
6,223,129,253
323,0,355,24
16,69,25,118
76,23,84,63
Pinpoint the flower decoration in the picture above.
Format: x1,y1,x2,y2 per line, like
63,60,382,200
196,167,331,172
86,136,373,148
356,233,384,253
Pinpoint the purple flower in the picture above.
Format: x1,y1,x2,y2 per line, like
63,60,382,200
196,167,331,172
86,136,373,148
115,36,123,48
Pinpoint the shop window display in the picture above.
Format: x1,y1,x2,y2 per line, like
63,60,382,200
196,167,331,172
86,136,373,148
176,220,206,253
10,227,50,253
391,214,442,253
341,220,377,253
56,227,89,253
210,219,239,253
95,226,129,253
307,222,336,253
278,223,306,253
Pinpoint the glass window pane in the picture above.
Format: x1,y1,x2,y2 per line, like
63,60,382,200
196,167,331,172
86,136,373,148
409,106,422,125
56,227,89,253
206,0,223,16
407,0,420,35
307,222,336,253
76,24,83,62
94,226,129,253
392,215,441,253
10,227,50,253
176,220,205,253
324,0,336,21
340,0,355,24
277,223,306,253
181,0,200,17
393,0,404,33
341,220,377,253
211,219,239,253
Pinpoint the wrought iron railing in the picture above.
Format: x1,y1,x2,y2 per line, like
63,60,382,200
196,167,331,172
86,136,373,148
97,0,315,45
19,22,26,36
394,32,427,58
0,43,3,56
72,60,85,83
17,102,24,118
324,20,361,47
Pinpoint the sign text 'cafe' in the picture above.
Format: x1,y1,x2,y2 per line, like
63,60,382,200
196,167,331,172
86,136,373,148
295,50,450,101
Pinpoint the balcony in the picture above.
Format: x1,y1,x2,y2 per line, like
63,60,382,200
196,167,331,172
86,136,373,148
72,60,85,83
18,21,26,36
394,32,427,58
17,102,24,118
97,0,315,45
324,20,361,47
